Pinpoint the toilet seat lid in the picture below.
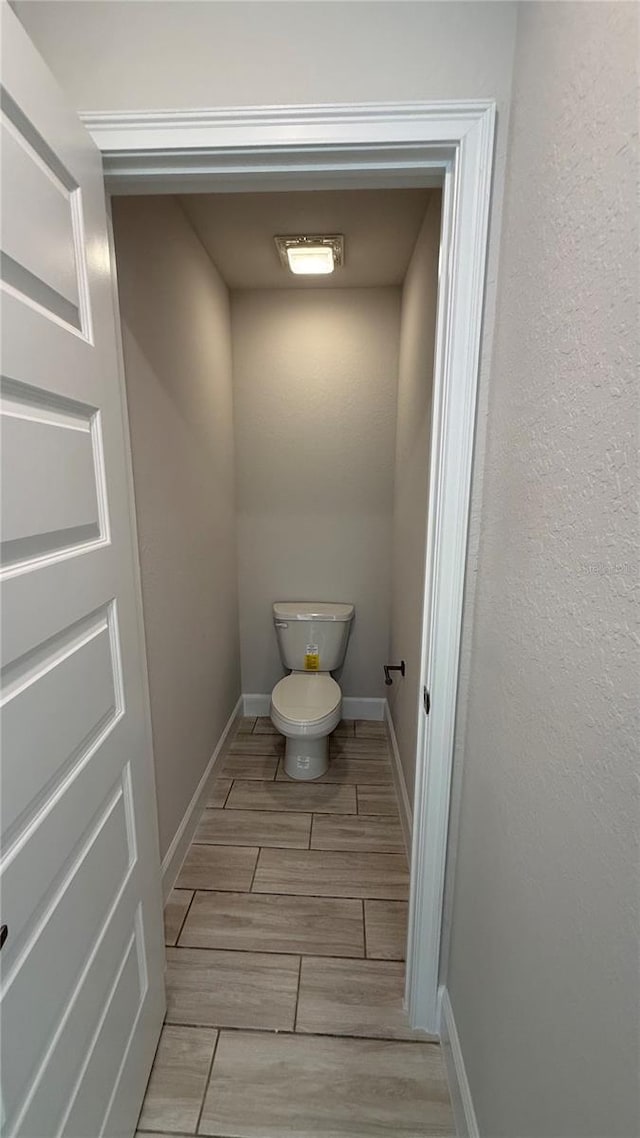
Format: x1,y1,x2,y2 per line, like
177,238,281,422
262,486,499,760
272,673,341,725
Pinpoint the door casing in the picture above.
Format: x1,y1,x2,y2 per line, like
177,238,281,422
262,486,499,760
86,100,495,1034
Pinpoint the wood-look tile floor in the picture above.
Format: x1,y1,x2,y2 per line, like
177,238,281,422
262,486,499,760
138,717,453,1138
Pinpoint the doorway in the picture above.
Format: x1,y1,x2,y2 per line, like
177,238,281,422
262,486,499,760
109,184,442,1080
94,99,495,1035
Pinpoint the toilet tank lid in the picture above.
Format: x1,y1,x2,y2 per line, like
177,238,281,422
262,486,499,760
273,602,354,622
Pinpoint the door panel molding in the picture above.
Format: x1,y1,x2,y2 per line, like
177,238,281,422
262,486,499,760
1,9,165,1136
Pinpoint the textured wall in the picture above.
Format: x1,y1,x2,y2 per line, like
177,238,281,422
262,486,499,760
112,197,240,859
388,194,442,801
444,5,639,1137
231,288,401,698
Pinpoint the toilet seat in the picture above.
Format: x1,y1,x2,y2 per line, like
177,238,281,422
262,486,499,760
271,673,341,738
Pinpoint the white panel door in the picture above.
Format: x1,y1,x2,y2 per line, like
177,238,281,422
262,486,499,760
0,7,166,1136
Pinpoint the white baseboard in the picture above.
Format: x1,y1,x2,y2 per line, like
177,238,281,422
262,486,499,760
243,693,386,721
383,700,413,858
243,693,270,716
343,696,385,720
439,987,480,1138
161,695,243,900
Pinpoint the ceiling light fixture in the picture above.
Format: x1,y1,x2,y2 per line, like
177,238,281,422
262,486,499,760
274,234,344,276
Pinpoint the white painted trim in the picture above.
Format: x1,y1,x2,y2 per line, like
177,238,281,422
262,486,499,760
243,693,271,717
160,696,242,900
243,693,386,721
92,100,496,1037
383,702,413,860
343,697,385,721
83,100,495,146
405,103,495,1035
439,987,480,1138
105,198,163,904
82,101,490,197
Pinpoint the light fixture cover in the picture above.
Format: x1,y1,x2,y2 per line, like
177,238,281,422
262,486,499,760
275,234,344,276
287,245,334,275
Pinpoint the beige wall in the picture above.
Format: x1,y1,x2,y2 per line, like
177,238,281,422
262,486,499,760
112,196,240,860
443,5,639,1137
231,288,401,697
13,7,517,677
14,2,516,115
388,194,441,802
15,0,517,805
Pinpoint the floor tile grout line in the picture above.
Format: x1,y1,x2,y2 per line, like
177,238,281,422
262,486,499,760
172,889,196,948
159,1023,439,1045
171,942,370,960
221,777,236,810
247,846,260,893
288,811,400,821
306,845,404,854
172,885,389,906
187,840,311,851
188,838,406,855
361,898,368,960
136,1131,201,1137
202,806,315,818
224,807,361,817
194,1027,221,1136
136,1133,238,1138
245,763,392,768
192,845,404,854
223,795,393,808
292,955,303,1032
223,776,368,787
187,841,263,852
223,794,363,802
225,811,360,817
171,883,407,899
176,888,408,901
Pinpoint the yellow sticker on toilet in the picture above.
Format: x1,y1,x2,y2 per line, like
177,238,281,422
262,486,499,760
304,645,320,671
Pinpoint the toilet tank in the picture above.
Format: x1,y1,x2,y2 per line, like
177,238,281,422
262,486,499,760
273,602,354,673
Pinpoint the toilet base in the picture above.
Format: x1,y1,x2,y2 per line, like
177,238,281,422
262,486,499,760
284,735,329,780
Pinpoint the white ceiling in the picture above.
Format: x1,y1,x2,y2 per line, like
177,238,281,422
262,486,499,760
179,188,435,290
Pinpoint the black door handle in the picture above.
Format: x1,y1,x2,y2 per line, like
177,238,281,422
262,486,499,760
0,925,8,950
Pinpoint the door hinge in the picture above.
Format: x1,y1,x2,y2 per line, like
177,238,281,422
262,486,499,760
423,686,431,715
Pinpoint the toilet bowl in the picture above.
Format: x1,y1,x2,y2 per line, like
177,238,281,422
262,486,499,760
271,673,342,780
270,601,354,780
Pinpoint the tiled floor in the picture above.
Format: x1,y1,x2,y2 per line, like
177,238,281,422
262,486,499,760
137,717,454,1138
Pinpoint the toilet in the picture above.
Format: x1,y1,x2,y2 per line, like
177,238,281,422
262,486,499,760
270,601,355,780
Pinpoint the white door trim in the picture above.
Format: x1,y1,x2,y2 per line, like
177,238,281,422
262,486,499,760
83,100,495,1035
